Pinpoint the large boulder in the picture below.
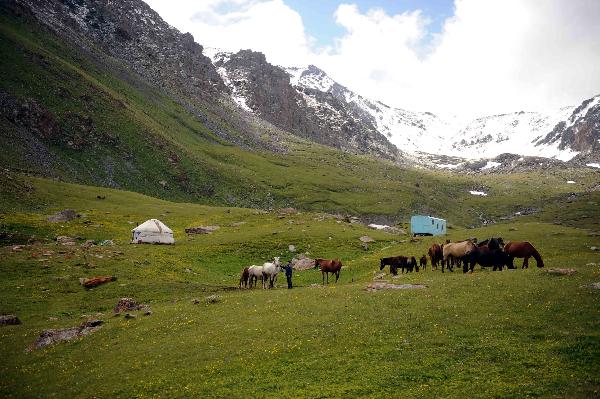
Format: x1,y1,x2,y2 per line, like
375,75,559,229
27,320,103,351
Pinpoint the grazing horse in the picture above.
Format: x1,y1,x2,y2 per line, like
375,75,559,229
315,258,342,284
442,240,477,273
475,238,508,271
262,257,282,288
239,267,250,288
419,255,427,271
380,256,416,275
504,242,544,268
248,265,264,288
428,244,443,271
409,256,419,272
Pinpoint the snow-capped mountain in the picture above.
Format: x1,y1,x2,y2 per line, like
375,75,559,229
206,48,596,163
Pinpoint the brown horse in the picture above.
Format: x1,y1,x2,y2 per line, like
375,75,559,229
504,242,544,268
239,267,249,288
442,240,477,273
315,258,342,284
419,255,427,271
428,244,443,271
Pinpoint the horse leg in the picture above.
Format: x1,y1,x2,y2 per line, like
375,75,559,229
335,270,340,283
322,271,325,285
523,257,529,269
326,272,329,284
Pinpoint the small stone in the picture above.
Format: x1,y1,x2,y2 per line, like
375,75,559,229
192,298,200,304
143,310,153,316
508,227,517,231
124,313,137,319
288,244,296,252
205,295,220,304
590,246,598,251
0,315,21,326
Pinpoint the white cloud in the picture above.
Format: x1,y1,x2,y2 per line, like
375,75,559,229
143,0,600,117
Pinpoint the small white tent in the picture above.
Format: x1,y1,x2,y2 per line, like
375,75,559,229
131,219,175,244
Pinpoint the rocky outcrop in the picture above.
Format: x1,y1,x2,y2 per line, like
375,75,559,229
538,95,600,156
211,52,400,159
13,0,226,102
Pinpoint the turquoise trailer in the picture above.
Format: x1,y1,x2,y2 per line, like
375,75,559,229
410,215,446,236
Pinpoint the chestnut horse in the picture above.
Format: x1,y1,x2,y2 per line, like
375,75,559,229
504,241,544,268
239,267,250,288
428,244,443,271
442,240,477,273
315,258,342,284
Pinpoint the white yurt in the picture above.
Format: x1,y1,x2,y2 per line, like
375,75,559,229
131,219,175,244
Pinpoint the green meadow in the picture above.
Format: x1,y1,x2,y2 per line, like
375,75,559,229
0,176,599,398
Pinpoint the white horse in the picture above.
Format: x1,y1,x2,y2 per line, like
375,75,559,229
247,265,264,289
262,257,281,289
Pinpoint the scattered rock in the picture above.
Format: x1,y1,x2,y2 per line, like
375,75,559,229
587,263,598,266
366,282,427,291
56,236,76,246
367,224,406,235
79,275,117,289
99,240,114,246
288,244,296,252
158,180,167,188
192,298,201,304
143,310,153,316
546,268,577,276
0,315,21,326
291,254,315,270
309,283,323,288
124,313,137,319
81,240,96,248
590,246,598,251
47,209,80,223
11,245,25,252
205,295,220,304
185,226,220,234
27,320,103,351
590,283,600,290
113,298,145,313
359,236,375,243
277,208,297,217
373,272,386,280
508,227,518,231
230,222,246,227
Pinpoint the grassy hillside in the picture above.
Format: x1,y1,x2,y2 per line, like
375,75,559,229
1,10,599,227
0,177,599,398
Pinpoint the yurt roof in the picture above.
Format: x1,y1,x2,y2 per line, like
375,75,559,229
132,219,173,234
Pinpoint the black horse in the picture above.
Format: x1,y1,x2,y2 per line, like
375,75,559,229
475,237,509,271
380,256,418,275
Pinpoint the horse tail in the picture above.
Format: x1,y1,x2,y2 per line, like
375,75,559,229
531,246,544,268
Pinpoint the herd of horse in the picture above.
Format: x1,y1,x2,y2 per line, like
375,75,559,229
239,257,343,289
383,237,544,275
238,238,543,288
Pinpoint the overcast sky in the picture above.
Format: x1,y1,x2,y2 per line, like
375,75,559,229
144,0,600,117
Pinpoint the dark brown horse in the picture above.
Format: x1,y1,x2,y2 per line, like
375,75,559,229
504,242,544,268
315,258,342,284
475,238,508,271
239,267,250,288
380,256,417,275
428,244,443,271
419,255,427,271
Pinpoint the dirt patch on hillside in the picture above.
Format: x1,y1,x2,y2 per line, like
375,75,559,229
366,282,427,291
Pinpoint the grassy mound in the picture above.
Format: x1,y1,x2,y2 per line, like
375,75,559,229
0,177,598,397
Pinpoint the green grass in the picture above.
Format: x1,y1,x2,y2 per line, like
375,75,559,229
0,177,599,398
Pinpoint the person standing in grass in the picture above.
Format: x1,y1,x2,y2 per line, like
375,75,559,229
284,261,293,289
